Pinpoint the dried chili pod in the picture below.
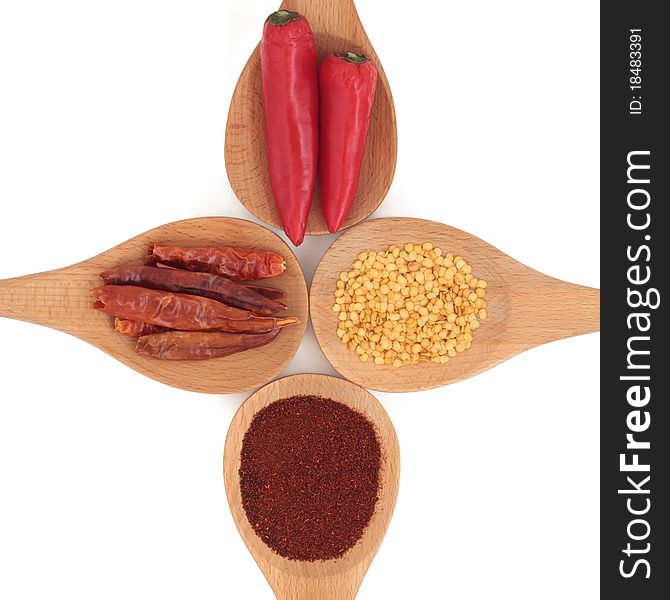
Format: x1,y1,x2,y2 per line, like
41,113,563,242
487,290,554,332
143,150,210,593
101,265,287,316
155,263,285,300
244,283,286,300
136,329,279,360
148,244,286,280
92,285,298,333
114,318,168,337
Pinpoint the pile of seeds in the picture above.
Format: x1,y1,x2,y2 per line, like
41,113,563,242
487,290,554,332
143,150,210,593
332,243,488,367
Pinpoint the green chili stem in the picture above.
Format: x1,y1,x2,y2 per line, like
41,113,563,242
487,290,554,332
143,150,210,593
266,10,302,25
335,51,369,64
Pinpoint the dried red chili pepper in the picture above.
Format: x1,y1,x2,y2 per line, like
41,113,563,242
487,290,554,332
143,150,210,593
100,265,287,316
114,318,167,337
148,244,286,280
92,285,298,333
136,329,279,360
261,10,318,246
319,52,378,233
239,395,381,561
155,262,285,300
239,282,285,301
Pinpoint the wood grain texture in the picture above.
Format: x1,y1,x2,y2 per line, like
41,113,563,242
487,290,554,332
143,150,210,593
0,218,308,394
223,374,400,600
310,217,600,392
224,0,397,237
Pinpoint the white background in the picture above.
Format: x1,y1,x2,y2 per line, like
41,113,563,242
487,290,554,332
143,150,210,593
0,1,599,598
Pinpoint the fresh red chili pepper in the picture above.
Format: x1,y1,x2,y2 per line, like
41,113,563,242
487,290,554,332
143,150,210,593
319,52,377,233
91,285,298,333
148,244,286,280
261,10,318,246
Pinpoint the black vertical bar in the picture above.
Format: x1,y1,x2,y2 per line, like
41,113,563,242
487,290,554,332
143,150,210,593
601,2,669,597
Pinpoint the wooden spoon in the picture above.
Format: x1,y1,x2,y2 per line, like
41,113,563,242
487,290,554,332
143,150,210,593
0,217,308,394
224,374,399,600
225,0,397,236
311,217,600,392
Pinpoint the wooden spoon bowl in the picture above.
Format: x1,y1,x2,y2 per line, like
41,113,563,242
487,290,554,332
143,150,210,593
311,217,600,392
225,0,397,237
223,374,400,600
0,217,308,394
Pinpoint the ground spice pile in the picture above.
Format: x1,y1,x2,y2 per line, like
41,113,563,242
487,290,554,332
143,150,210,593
239,395,381,561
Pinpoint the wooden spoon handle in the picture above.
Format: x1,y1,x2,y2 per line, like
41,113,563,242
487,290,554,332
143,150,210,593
0,269,92,335
278,0,366,54
271,572,362,600
279,0,356,15
508,276,600,351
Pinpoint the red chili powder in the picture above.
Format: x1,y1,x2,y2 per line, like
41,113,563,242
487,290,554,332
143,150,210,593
239,395,381,561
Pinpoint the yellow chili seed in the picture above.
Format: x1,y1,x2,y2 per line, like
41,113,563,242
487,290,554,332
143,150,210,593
333,242,488,367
